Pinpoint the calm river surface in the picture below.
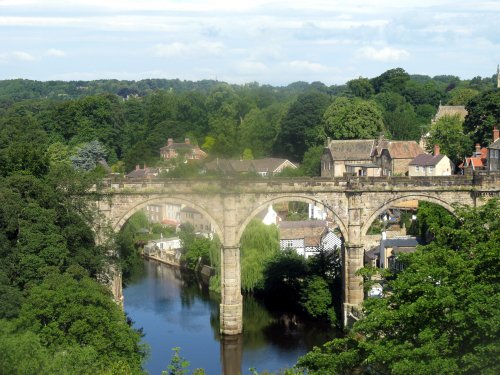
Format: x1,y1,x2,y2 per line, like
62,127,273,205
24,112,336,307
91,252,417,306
124,260,338,375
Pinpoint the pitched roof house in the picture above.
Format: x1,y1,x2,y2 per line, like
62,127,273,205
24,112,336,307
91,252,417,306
160,137,207,161
321,139,377,177
408,145,454,176
279,220,342,258
126,165,159,179
487,126,500,172
372,139,424,176
205,158,297,176
459,144,488,174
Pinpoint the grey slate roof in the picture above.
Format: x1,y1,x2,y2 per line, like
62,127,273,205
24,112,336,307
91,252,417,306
489,138,500,149
326,139,375,161
409,153,445,166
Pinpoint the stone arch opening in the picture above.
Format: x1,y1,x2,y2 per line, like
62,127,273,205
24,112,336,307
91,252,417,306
236,195,348,245
112,196,223,240
361,194,456,238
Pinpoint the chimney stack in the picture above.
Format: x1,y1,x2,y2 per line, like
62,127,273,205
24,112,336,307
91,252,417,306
135,164,140,170
185,137,190,145
167,138,173,146
493,126,499,142
433,144,440,156
475,143,481,153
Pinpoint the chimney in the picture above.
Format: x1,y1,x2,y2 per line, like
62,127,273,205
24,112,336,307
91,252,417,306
475,143,481,153
433,144,440,156
135,164,140,170
167,138,173,146
185,137,190,145
494,126,499,142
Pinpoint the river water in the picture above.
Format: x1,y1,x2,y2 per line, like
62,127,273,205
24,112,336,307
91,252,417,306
124,260,337,375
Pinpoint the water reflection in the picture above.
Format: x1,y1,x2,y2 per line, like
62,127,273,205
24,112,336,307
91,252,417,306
124,260,337,375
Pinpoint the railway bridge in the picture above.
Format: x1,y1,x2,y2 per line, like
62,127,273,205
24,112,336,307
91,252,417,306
95,174,499,334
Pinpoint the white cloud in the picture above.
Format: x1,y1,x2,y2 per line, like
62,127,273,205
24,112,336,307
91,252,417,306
287,60,328,73
0,51,36,62
357,46,410,62
237,60,268,73
153,41,224,57
46,48,66,57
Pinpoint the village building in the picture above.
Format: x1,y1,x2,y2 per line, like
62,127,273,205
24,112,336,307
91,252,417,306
321,137,424,177
408,145,454,176
460,143,488,174
487,126,500,172
180,206,214,233
205,158,297,176
420,104,469,150
372,138,424,176
126,164,159,179
278,220,342,258
160,137,207,161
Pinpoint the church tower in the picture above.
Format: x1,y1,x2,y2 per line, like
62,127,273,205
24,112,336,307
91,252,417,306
497,64,500,88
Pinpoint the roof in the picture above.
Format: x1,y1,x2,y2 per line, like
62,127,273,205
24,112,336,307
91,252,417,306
326,139,375,161
432,105,468,123
490,138,500,149
382,141,424,159
279,220,328,247
409,153,445,167
126,167,159,178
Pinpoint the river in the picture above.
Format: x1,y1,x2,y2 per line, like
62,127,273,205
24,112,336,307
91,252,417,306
124,260,338,375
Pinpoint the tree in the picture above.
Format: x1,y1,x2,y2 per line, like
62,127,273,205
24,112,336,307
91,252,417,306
464,89,500,145
321,97,385,140
70,140,107,171
240,220,279,293
426,114,473,166
383,103,423,141
273,92,331,161
371,68,410,94
300,276,333,319
300,145,324,176
347,77,374,99
447,88,479,106
297,200,500,375
17,267,146,370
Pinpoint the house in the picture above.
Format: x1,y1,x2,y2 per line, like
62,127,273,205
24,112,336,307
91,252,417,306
487,126,500,172
180,206,214,233
126,164,159,179
459,144,488,174
205,158,297,176
372,138,425,176
160,137,207,161
279,220,342,258
321,139,376,177
364,236,424,269
408,145,454,176
261,205,281,226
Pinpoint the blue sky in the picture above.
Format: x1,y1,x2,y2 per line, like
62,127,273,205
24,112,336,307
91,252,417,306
1,0,499,85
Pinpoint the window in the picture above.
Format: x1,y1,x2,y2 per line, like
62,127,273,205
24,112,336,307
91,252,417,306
427,166,434,174
415,166,420,172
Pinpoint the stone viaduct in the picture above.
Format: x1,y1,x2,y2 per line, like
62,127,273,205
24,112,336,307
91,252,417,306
95,174,499,335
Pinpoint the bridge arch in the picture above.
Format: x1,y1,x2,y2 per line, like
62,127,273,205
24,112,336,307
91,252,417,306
361,193,456,237
112,196,224,240
236,194,348,244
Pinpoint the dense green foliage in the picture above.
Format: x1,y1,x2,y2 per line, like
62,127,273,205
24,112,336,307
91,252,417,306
1,69,498,176
297,200,500,374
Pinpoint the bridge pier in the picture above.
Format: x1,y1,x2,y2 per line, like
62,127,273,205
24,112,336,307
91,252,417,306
220,245,243,335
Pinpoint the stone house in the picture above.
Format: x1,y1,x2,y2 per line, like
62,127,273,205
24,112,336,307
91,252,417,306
372,139,424,176
180,206,214,233
126,164,159,179
487,127,500,172
160,137,207,161
205,158,297,176
321,139,376,177
408,145,454,176
419,104,468,150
